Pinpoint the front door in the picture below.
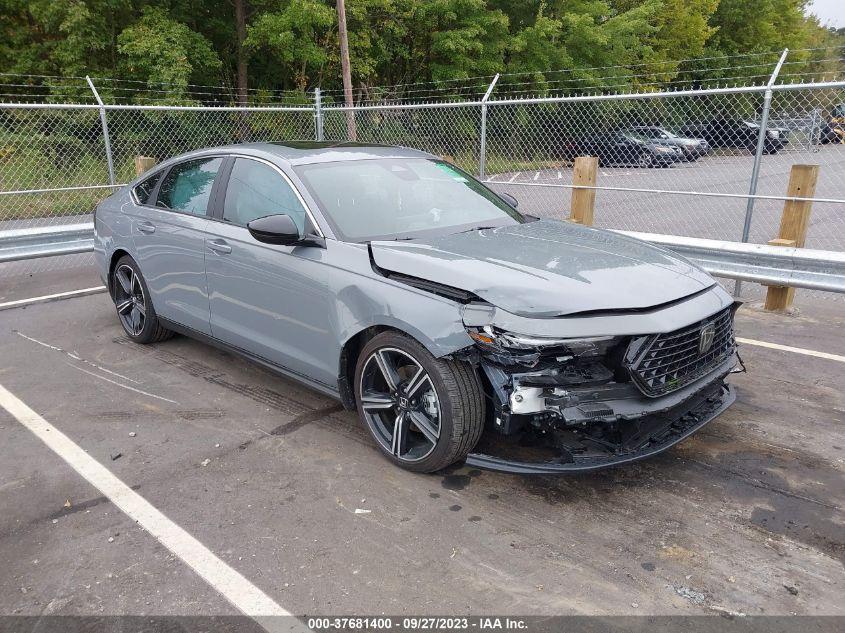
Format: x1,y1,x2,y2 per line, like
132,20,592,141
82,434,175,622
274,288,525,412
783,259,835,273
131,156,223,335
204,157,335,387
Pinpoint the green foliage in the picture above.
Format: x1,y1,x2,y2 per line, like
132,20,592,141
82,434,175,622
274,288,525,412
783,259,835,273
0,1,841,99
246,0,336,89
117,6,221,98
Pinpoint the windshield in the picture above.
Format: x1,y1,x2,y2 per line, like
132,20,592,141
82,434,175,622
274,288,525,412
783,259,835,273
295,158,523,242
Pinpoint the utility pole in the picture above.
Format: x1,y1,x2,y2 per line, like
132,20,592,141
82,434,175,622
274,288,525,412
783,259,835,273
234,0,248,106
336,0,357,140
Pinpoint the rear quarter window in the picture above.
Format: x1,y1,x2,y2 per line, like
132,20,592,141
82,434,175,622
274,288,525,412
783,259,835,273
133,172,161,205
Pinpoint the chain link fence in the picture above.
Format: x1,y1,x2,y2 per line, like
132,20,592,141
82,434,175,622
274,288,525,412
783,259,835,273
2,77,844,299
323,84,845,254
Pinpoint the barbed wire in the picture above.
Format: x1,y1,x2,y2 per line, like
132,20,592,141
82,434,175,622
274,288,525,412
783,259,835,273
0,45,841,106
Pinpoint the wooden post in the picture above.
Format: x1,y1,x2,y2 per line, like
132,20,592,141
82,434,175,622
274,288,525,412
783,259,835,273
764,164,818,311
134,156,157,176
570,156,597,226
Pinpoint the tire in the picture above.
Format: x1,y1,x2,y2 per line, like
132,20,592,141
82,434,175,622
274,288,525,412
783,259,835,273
638,152,654,168
111,255,173,344
354,331,484,473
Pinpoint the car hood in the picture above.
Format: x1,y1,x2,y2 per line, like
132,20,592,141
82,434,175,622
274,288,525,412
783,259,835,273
370,220,715,318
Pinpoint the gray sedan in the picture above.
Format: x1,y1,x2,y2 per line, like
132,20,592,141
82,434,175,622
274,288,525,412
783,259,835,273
629,126,711,161
94,142,739,474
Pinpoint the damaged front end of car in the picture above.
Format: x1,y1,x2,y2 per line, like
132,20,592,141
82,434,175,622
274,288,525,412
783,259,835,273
457,302,741,474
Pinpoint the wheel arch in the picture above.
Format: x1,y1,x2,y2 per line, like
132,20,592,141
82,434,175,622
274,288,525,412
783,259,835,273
107,248,133,296
336,319,473,411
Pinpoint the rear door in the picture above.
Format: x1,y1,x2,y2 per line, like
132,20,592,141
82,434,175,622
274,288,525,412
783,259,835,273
131,155,224,335
204,156,335,386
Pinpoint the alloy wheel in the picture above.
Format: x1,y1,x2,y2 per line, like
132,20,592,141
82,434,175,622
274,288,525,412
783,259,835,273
113,264,147,337
359,347,441,463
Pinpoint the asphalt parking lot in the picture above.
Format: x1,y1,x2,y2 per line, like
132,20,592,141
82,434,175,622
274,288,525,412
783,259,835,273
1,268,844,621
487,146,845,251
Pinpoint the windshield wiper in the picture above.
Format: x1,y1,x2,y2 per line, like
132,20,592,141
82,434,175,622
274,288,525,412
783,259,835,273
456,225,498,235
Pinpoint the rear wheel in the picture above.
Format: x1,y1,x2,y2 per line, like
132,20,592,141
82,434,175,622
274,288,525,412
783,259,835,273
354,331,484,473
111,256,173,344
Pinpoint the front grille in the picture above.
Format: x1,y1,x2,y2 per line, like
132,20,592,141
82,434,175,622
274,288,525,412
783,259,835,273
628,307,735,397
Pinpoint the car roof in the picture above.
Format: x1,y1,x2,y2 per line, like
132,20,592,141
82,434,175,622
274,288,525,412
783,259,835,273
219,141,436,165
128,142,440,187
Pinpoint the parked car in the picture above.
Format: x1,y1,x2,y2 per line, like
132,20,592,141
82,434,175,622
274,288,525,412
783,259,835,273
573,131,683,167
820,104,845,144
627,126,710,161
678,118,788,154
94,142,739,474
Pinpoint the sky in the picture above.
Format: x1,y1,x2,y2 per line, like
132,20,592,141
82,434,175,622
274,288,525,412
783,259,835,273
807,0,844,28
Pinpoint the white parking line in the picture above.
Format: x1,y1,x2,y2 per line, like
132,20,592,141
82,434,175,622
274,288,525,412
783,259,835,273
0,382,292,622
16,331,142,384
0,286,106,311
67,362,179,404
508,172,520,182
737,337,845,363
533,171,540,181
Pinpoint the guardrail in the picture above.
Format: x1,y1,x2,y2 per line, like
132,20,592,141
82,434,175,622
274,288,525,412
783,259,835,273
2,223,844,295
613,231,845,294
0,223,94,263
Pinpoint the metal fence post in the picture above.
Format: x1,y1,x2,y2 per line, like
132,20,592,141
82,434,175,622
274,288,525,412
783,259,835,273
478,74,499,179
314,88,324,141
735,49,788,296
85,76,115,186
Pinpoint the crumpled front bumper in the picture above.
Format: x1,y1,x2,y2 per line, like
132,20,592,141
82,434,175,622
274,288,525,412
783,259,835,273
465,380,736,474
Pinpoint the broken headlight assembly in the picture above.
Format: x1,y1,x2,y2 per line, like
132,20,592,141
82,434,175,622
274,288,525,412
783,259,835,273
466,326,618,358
465,326,628,435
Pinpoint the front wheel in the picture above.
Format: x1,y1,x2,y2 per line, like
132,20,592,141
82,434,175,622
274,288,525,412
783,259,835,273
111,255,173,344
354,331,484,473
638,151,654,168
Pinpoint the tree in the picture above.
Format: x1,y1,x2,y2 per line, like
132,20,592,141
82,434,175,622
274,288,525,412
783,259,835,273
245,0,335,91
117,6,221,100
0,0,839,103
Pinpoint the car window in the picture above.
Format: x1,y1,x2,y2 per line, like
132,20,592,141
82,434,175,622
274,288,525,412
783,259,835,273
156,157,222,215
133,171,161,205
223,158,307,231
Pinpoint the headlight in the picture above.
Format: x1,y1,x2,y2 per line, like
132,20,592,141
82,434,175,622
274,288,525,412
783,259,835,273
466,326,618,357
655,146,672,153
768,130,780,138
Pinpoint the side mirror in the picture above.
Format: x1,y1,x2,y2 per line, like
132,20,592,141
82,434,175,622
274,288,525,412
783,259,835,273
499,192,519,209
247,214,301,245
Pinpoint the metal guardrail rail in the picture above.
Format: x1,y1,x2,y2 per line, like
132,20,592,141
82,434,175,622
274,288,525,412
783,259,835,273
2,224,844,294
0,223,94,263
613,230,845,294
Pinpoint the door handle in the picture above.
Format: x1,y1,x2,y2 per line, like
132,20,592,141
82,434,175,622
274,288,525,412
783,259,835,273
137,221,156,234
208,239,232,254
